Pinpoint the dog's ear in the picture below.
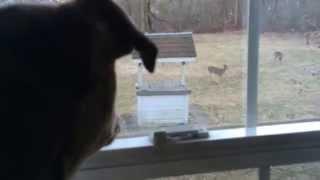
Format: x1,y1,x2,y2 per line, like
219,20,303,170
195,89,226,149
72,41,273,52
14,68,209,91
100,0,158,72
133,33,158,73
77,0,158,72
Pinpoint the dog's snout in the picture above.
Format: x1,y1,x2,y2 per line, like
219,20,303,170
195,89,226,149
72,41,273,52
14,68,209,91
102,112,120,145
134,34,158,73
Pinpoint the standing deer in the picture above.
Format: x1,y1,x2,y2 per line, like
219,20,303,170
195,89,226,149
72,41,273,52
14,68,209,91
0,0,157,180
208,64,228,77
304,31,320,47
207,65,228,85
273,51,284,63
303,15,319,46
305,32,311,45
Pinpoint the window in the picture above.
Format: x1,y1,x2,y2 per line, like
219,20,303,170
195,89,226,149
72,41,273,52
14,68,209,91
258,0,320,124
76,0,320,180
115,0,248,138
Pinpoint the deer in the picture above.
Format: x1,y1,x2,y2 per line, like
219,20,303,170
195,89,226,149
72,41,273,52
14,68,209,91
0,0,157,180
303,15,320,47
305,31,312,45
305,31,320,47
207,65,228,85
208,64,228,77
273,51,284,63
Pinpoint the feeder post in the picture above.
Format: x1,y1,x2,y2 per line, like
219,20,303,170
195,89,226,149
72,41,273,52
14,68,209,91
181,61,186,86
138,62,143,88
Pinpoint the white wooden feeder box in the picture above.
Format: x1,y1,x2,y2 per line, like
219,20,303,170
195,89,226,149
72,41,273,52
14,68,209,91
132,32,196,126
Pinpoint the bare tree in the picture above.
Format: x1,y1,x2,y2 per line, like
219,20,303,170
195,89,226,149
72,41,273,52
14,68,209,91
140,0,152,32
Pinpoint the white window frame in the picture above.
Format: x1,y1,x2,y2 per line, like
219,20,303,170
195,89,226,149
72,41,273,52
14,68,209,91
73,1,320,180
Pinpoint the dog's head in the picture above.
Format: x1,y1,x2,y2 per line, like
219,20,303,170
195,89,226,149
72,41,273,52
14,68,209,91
81,0,157,140
77,0,157,73
0,0,157,179
65,0,157,175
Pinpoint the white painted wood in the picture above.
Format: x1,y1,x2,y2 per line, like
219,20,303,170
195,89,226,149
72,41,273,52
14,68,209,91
137,95,189,125
134,34,195,126
181,62,186,86
135,58,192,126
184,95,189,123
134,57,196,64
145,32,193,36
137,63,143,88
102,121,320,151
75,121,320,180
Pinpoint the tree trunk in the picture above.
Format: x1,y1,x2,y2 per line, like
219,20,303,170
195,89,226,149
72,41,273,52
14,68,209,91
139,0,145,31
141,0,152,32
234,0,239,26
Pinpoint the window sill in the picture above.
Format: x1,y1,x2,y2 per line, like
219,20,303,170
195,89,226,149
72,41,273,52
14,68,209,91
75,120,320,180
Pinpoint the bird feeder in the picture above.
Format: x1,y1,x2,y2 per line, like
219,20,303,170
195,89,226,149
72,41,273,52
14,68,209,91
132,32,197,126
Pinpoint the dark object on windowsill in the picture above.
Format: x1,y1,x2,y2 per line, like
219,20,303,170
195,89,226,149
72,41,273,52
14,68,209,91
153,129,209,147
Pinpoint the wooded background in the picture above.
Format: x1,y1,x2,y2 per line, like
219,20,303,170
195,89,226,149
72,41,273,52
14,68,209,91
115,0,320,33
1,0,320,33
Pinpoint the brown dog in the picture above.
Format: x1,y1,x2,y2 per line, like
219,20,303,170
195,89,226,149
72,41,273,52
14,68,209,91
0,0,157,180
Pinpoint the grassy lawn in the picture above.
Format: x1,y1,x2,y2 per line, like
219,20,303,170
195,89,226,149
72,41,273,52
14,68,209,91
115,32,320,128
114,32,320,179
258,33,320,122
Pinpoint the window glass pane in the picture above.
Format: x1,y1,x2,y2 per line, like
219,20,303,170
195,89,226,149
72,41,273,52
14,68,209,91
272,162,320,180
149,169,258,180
258,0,320,124
115,0,248,138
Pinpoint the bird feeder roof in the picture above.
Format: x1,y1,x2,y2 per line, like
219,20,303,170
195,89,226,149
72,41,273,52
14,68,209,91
132,32,197,59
